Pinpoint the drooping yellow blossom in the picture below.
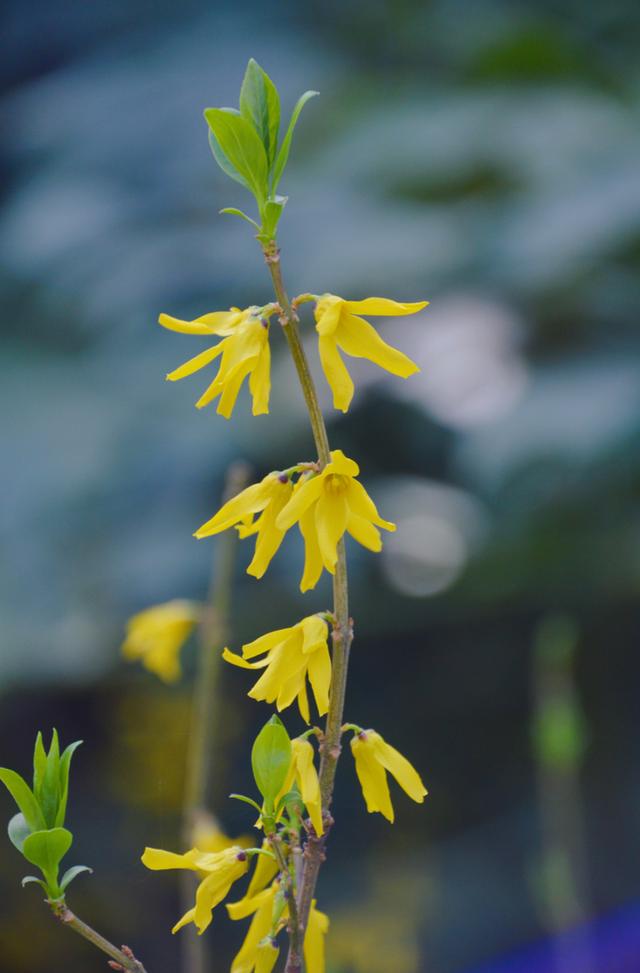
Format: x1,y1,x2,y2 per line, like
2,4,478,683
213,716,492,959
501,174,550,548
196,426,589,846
350,730,427,823
159,305,274,418
276,450,395,590
228,883,278,973
304,902,330,973
122,600,199,682
255,939,280,973
195,471,294,578
222,616,331,723
280,737,324,835
313,294,427,412
141,844,249,934
228,881,329,973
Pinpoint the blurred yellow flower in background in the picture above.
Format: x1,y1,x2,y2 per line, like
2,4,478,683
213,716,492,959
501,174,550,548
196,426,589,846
276,450,395,590
141,844,249,934
223,615,331,723
313,294,427,411
159,304,274,417
350,730,427,823
122,600,199,682
195,471,293,578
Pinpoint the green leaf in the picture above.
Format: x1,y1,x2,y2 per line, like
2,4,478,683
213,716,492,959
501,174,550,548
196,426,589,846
22,827,72,890
59,865,92,891
0,769,46,832
8,812,31,852
229,793,263,813
33,732,47,802
208,130,253,192
258,195,288,243
271,90,318,193
55,740,81,828
239,59,280,168
204,108,268,203
21,875,48,892
251,716,291,809
220,208,261,231
41,730,61,827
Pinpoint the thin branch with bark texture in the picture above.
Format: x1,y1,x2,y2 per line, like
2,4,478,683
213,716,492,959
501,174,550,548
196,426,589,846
48,899,148,973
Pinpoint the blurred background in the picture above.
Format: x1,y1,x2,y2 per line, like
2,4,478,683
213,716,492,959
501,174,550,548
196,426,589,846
2,1,640,970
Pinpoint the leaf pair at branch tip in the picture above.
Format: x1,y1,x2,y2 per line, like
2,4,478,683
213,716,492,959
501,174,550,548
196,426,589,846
205,58,318,239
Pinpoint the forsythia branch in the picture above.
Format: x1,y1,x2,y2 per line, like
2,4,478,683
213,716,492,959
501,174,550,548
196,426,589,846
48,900,148,973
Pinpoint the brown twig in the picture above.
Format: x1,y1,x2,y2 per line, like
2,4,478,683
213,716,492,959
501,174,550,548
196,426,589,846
48,899,147,973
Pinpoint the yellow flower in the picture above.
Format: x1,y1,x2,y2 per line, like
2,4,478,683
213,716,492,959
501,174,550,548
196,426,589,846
280,737,324,835
313,294,427,412
228,883,329,973
141,844,249,934
276,450,395,591
350,730,427,823
159,304,274,418
304,902,330,973
195,471,294,578
190,814,252,854
122,600,199,682
255,939,280,973
228,883,278,973
222,616,331,723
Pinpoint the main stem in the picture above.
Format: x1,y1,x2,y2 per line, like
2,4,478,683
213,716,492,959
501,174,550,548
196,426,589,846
181,463,248,973
263,243,353,972
48,899,147,973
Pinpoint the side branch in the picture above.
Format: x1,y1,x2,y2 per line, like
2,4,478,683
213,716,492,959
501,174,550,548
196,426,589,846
48,900,148,973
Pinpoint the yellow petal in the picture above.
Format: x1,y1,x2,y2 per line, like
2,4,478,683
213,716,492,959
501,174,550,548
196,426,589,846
318,334,354,412
303,903,329,973
166,343,224,381
299,506,324,592
314,488,349,572
346,479,395,531
343,297,428,316
299,615,329,654
306,643,331,717
172,907,198,934
227,883,275,920
249,340,271,416
195,478,276,538
158,310,239,335
245,848,279,900
292,740,322,831
276,474,325,532
229,890,275,973
246,480,293,578
222,648,270,671
338,312,419,378
350,735,394,822
345,512,382,552
216,358,255,418
255,940,279,973
326,449,359,477
141,847,200,871
371,733,428,804
242,626,296,660
314,294,344,336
